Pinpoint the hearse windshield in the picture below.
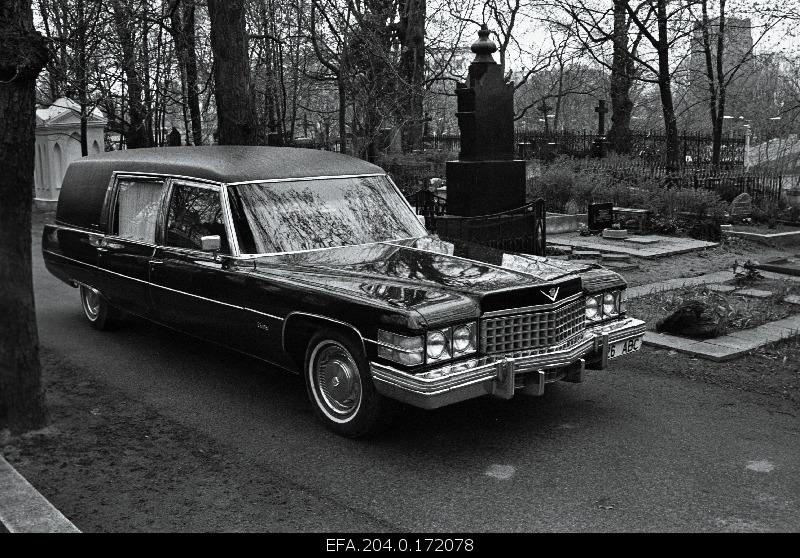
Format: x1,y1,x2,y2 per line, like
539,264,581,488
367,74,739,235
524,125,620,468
227,175,427,254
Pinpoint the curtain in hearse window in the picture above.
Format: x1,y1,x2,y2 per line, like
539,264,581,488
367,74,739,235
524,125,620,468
114,179,165,243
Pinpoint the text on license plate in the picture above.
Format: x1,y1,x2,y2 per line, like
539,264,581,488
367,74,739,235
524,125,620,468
608,336,643,359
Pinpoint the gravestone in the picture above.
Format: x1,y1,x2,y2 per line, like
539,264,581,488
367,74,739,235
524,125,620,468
588,202,614,232
730,192,752,221
446,25,526,216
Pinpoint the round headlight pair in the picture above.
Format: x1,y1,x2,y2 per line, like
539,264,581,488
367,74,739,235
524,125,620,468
426,330,450,360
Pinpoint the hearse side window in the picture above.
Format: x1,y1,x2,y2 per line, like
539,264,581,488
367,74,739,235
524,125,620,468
165,183,231,254
112,178,166,243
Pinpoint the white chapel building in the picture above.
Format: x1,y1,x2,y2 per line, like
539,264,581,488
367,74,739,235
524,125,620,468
34,97,107,209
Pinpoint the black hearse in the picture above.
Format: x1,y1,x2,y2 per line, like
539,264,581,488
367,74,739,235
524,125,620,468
42,147,645,437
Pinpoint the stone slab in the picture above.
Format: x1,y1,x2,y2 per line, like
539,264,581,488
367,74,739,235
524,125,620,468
627,271,735,299
548,232,717,259
725,230,800,248
623,237,661,245
755,257,800,277
785,295,800,305
0,455,80,533
601,253,631,262
733,288,773,299
706,284,737,293
572,250,602,259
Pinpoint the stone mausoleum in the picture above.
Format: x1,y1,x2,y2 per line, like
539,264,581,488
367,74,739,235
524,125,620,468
34,97,106,209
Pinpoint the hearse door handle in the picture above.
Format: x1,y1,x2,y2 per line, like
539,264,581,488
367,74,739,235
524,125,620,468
150,260,164,266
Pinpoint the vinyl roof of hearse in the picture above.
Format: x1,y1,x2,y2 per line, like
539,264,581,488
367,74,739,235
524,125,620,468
65,146,384,185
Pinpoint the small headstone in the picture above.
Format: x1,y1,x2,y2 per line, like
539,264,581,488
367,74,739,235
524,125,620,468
588,202,614,232
602,228,628,239
730,193,752,221
720,224,733,232
784,295,800,305
734,288,773,299
706,284,736,293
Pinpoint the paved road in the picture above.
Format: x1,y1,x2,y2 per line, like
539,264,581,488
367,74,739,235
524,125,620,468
31,217,800,532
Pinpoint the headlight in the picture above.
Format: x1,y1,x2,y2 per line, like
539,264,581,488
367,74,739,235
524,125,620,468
377,330,424,366
586,295,601,320
603,291,619,316
426,329,451,361
452,323,477,355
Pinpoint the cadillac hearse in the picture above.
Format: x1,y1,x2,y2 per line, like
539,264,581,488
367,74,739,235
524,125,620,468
42,146,646,437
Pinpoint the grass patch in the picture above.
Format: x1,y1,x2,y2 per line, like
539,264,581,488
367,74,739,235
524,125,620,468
628,280,800,337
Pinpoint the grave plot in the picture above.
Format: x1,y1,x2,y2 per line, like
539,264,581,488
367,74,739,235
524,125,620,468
627,279,800,339
627,277,800,361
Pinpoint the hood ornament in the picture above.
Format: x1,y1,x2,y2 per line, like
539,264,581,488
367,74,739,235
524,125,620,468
541,287,559,302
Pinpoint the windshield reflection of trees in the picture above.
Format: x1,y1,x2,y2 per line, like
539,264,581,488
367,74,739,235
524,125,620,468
230,176,425,253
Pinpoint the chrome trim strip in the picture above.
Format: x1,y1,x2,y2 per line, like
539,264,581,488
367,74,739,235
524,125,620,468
481,292,583,318
281,311,368,355
43,250,284,322
111,171,224,186
225,173,385,186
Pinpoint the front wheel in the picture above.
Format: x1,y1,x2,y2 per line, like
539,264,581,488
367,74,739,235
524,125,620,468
304,329,386,438
80,285,123,330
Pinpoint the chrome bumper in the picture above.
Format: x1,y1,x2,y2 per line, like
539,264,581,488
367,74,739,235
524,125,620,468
370,317,646,410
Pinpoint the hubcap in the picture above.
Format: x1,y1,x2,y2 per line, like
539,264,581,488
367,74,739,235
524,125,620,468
81,286,100,320
313,343,362,417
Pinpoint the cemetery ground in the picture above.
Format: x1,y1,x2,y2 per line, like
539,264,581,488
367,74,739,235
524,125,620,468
0,210,798,532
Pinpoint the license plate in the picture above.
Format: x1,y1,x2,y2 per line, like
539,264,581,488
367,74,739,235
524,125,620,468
608,335,643,359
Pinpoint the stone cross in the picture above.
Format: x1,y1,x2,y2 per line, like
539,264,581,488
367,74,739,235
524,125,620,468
595,99,608,136
538,100,553,133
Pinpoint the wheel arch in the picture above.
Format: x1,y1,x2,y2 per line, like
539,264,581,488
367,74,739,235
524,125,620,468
282,312,368,368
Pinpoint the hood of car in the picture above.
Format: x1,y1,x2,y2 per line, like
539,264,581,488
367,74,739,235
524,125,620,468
241,236,603,327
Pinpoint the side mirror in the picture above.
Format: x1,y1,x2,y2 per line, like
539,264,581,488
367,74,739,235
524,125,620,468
200,235,221,252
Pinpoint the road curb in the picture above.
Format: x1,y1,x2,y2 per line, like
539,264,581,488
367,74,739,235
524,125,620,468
0,454,80,533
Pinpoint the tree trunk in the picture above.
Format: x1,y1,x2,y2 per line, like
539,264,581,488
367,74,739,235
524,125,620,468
171,0,203,146
112,0,149,149
208,0,259,145
338,77,347,154
607,0,634,154
183,1,202,146
0,0,49,434
398,0,426,153
655,0,680,170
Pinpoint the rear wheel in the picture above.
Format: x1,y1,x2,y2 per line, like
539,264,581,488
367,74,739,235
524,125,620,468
304,329,385,438
80,285,123,330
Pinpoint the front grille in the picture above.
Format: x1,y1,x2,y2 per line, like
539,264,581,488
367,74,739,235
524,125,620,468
481,297,586,354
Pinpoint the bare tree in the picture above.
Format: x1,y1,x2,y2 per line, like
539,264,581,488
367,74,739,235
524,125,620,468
208,0,260,145
0,0,49,434
169,0,203,145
